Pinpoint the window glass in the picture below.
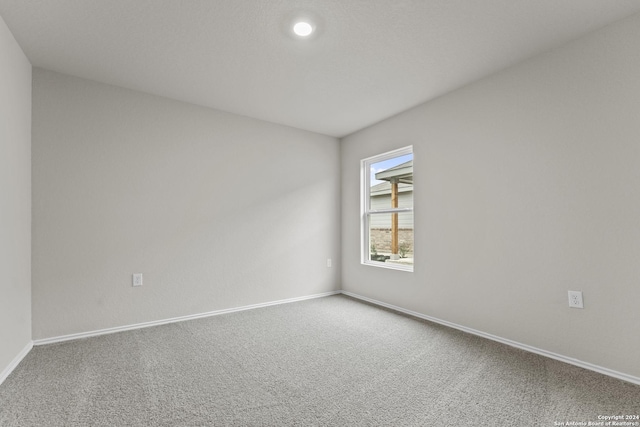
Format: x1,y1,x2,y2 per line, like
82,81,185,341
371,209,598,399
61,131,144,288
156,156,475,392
362,147,413,271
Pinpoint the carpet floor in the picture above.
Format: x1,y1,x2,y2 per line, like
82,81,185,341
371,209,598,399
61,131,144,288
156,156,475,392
1,295,639,426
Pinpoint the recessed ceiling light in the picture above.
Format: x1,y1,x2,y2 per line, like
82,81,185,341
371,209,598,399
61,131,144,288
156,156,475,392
293,21,313,37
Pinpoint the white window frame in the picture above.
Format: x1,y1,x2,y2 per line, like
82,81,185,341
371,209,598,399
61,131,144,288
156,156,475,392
361,145,413,272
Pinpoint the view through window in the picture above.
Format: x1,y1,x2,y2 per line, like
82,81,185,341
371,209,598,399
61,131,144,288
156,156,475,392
362,146,413,271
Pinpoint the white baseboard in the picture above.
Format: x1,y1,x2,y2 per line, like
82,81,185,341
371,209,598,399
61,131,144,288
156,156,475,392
33,290,341,346
26,288,640,386
0,341,33,386
341,290,640,386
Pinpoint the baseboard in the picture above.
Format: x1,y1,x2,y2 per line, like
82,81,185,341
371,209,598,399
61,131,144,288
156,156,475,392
0,340,33,386
28,288,640,386
341,290,640,386
33,290,341,346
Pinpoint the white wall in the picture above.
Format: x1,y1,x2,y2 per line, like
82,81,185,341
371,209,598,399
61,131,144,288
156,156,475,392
0,15,31,378
341,13,640,378
32,69,340,339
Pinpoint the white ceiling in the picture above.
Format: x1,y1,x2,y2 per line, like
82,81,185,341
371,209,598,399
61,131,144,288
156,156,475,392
2,1,640,137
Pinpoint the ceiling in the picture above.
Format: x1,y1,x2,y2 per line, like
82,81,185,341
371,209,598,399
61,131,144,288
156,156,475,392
1,1,640,138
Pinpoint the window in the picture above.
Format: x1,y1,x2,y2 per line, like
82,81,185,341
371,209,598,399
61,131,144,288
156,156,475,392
361,146,413,271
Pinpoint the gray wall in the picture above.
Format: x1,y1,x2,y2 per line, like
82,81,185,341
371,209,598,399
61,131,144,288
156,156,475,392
341,13,640,378
0,15,31,376
32,69,341,339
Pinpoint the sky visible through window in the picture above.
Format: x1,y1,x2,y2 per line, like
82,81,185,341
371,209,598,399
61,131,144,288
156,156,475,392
370,153,413,186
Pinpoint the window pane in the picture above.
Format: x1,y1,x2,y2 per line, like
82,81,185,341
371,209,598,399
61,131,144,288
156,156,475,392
369,154,413,211
368,211,413,266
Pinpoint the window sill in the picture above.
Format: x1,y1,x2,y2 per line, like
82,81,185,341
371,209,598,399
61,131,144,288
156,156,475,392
362,260,413,272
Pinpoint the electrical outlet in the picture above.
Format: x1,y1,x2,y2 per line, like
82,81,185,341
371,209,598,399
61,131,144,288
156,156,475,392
327,258,332,268
568,290,583,308
132,273,143,287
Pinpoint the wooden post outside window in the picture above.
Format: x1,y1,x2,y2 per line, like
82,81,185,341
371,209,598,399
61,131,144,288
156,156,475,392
391,178,399,259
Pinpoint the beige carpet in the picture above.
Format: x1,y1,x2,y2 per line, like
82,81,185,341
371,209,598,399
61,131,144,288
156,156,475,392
1,295,639,426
